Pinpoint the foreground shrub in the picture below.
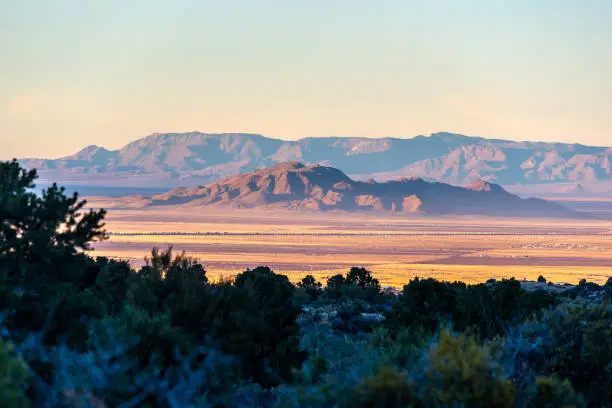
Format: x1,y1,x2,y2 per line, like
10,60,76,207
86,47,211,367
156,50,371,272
297,275,323,301
419,331,515,408
0,338,30,408
387,278,460,332
523,376,586,408
370,326,430,368
388,277,557,338
232,266,307,386
129,251,306,387
325,268,383,302
352,366,416,408
334,331,515,408
499,299,612,407
3,321,239,407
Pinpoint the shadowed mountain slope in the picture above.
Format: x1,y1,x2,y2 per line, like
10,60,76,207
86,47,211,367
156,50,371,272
140,162,584,218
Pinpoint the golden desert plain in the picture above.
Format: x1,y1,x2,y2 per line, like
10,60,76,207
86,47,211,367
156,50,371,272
85,196,612,288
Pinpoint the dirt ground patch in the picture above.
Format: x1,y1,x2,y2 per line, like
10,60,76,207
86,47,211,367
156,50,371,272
87,206,612,287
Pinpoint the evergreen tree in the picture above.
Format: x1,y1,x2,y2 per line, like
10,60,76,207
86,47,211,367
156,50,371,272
0,159,108,345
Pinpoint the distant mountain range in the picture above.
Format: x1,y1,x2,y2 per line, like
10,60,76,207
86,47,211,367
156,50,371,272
130,161,582,218
19,131,612,195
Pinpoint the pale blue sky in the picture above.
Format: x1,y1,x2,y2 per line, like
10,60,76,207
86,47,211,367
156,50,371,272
1,0,611,159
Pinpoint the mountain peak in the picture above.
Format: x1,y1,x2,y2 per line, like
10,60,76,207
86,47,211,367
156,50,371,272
144,163,582,218
556,183,589,195
65,145,112,162
268,161,305,171
429,132,484,143
465,179,506,193
81,144,102,151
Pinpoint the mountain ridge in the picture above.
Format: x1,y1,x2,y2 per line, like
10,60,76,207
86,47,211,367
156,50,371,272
135,161,584,218
19,131,612,194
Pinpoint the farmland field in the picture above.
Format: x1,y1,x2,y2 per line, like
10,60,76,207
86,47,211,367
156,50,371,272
87,198,612,287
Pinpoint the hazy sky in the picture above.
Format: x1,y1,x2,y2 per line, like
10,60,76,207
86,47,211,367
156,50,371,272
1,0,611,159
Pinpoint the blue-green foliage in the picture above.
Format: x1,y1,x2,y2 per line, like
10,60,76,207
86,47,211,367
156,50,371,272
498,298,612,407
1,159,611,407
387,277,557,338
0,338,30,408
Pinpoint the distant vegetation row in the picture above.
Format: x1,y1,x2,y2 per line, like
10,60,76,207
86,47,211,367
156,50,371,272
1,159,612,407
108,231,610,237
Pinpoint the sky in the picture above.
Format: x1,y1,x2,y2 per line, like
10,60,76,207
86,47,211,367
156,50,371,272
1,0,611,159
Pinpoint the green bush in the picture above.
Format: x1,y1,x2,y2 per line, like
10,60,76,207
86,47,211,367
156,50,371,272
421,331,516,408
297,274,323,301
388,278,556,338
348,331,515,408
324,268,383,302
346,267,381,293
387,278,461,332
370,326,430,368
0,338,30,408
524,376,586,408
352,366,416,408
500,300,612,407
233,266,307,385
129,253,306,386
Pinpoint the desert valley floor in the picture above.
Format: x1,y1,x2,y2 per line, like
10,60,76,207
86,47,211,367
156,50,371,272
86,197,612,287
